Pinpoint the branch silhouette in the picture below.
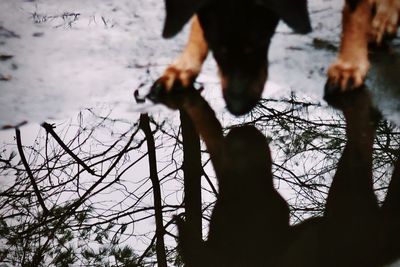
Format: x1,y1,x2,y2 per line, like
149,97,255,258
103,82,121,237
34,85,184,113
15,127,49,216
139,113,168,267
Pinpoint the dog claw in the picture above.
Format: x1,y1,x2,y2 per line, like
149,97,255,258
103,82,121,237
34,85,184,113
326,58,369,94
147,64,199,103
371,1,400,45
147,79,168,103
147,74,204,109
324,79,340,97
345,78,355,91
324,76,363,99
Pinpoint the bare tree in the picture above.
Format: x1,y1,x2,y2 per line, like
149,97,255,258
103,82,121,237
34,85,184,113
0,90,398,266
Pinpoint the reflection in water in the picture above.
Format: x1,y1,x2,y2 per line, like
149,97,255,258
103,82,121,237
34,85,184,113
0,89,399,266
283,89,400,267
155,87,400,267
317,90,381,266
162,90,291,267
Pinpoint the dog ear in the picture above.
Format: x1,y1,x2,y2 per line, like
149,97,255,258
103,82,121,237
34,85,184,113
257,0,312,33
162,0,209,38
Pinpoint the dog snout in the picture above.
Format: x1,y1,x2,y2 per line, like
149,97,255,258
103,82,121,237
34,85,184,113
222,72,266,116
224,83,259,115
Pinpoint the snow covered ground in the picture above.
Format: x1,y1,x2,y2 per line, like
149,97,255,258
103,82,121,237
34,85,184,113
0,0,165,126
0,0,338,156
0,0,398,129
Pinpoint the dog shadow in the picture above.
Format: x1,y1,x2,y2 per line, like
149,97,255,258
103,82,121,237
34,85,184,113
149,87,400,267
282,89,400,267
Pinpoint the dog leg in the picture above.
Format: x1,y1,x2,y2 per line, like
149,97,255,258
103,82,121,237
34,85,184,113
151,88,224,174
323,89,380,265
156,16,208,90
180,91,224,176
326,0,373,91
325,89,379,222
371,0,400,44
379,154,400,265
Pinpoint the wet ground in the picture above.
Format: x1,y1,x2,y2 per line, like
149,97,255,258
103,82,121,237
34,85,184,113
0,0,400,266
0,0,399,126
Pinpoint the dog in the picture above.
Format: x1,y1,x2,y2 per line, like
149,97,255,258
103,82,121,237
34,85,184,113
154,87,400,267
159,88,291,266
149,0,311,116
326,0,400,92
280,89,400,267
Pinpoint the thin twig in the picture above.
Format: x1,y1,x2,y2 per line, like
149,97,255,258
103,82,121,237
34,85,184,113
41,122,96,175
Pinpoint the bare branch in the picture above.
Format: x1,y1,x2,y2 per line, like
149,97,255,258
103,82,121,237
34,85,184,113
15,127,49,216
139,113,168,267
41,122,95,175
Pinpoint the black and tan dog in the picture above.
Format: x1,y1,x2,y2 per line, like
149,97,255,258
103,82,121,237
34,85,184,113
326,0,400,91
150,0,400,112
149,0,311,115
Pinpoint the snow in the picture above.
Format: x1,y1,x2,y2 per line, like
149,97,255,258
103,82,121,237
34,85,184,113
0,0,398,128
0,0,169,126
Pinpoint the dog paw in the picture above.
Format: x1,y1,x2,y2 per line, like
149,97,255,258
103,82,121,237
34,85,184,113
325,58,369,93
371,0,400,44
147,58,201,103
147,76,202,110
160,65,198,89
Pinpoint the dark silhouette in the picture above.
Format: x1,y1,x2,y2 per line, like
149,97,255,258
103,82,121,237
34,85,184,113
281,89,385,267
379,144,400,265
152,87,400,267
319,89,381,266
285,89,400,267
178,110,204,264
139,114,168,267
158,89,290,266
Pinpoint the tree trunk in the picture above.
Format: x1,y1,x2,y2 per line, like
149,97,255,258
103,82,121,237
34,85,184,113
180,111,203,243
139,114,168,267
